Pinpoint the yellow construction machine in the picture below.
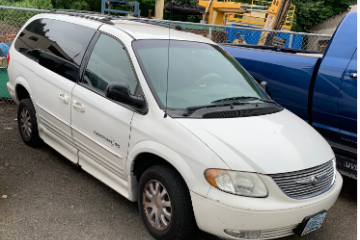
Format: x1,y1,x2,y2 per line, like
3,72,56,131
224,0,295,31
165,0,294,45
197,0,293,45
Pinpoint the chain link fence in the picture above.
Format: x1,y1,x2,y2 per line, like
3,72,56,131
139,19,332,52
0,6,332,103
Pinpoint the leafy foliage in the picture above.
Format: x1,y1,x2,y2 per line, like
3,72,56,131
51,0,90,10
0,0,53,9
291,0,356,31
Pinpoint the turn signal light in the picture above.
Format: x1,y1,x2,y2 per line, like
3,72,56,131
204,169,221,187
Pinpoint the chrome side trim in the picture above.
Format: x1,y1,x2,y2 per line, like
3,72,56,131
77,143,124,178
71,124,124,160
35,101,124,178
36,102,70,126
71,125,124,178
35,101,75,147
39,116,75,147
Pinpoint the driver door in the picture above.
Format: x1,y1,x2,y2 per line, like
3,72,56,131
71,32,138,194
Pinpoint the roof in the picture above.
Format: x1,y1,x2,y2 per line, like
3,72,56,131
112,20,214,44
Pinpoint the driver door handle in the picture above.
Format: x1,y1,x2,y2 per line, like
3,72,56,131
350,73,357,78
73,100,85,113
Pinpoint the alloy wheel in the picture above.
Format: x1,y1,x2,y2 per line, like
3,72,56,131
143,180,172,231
20,107,31,139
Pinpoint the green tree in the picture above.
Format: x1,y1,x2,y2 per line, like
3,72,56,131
0,0,53,9
51,0,90,10
291,0,356,31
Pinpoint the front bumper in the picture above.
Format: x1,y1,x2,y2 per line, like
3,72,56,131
191,171,343,239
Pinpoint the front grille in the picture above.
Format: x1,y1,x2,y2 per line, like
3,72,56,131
269,160,335,199
260,224,298,239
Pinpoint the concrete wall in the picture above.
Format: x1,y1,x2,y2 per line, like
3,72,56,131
308,4,357,35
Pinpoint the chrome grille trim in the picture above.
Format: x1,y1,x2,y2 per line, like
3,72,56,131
269,159,336,200
260,224,298,239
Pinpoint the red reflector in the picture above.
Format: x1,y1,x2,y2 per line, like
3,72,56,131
6,52,10,68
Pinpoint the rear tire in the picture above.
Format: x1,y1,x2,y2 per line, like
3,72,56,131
17,98,41,147
138,165,197,240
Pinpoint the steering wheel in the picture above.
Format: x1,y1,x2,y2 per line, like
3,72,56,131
192,73,222,88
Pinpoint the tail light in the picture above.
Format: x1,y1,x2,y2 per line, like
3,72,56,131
6,52,10,68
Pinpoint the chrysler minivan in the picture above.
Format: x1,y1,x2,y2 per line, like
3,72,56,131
7,12,342,240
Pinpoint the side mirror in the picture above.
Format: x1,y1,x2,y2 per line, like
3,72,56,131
105,82,145,109
260,81,271,97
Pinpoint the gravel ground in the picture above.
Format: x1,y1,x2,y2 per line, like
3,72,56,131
0,102,357,240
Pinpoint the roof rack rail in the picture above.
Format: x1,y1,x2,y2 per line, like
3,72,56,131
56,9,110,17
48,9,189,31
115,17,188,32
49,9,115,25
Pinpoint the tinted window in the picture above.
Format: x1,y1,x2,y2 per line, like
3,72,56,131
83,34,138,94
15,18,95,81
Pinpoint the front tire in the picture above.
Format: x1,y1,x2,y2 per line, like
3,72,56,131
138,165,197,240
17,98,41,147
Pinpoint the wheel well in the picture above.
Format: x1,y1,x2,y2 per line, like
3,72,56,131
132,153,180,182
16,85,30,102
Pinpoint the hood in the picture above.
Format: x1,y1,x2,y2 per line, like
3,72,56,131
175,109,334,174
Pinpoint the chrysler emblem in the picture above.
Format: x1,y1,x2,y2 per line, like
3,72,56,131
296,174,327,185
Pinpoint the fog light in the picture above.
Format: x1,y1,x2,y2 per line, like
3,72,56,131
224,229,261,239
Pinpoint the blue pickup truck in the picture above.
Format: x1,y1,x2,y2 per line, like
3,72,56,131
223,12,357,179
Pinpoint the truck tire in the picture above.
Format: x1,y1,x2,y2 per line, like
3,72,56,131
138,164,197,240
17,98,41,147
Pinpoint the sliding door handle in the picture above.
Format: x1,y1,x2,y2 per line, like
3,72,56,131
59,93,69,104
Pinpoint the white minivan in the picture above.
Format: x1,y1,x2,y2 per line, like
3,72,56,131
7,12,342,240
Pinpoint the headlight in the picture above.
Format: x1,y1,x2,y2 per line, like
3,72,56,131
204,169,268,197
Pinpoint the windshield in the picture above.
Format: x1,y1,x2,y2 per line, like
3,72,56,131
132,40,269,110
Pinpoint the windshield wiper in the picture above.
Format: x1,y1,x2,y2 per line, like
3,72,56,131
183,97,280,117
211,96,276,104
183,103,238,116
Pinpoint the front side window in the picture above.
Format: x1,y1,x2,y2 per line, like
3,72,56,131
133,40,273,117
83,34,138,94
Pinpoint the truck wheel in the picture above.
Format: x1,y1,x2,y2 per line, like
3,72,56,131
17,98,41,147
138,165,197,240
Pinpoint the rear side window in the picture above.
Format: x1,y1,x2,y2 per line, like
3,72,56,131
15,18,95,81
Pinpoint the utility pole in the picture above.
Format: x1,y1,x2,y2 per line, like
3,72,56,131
155,0,164,19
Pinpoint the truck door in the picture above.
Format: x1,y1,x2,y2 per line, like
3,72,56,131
337,49,357,143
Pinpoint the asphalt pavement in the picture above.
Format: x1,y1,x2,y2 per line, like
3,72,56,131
0,103,357,240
